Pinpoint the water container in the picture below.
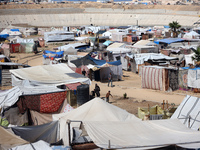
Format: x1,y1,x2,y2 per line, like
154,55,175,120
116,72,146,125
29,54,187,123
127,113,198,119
77,84,89,106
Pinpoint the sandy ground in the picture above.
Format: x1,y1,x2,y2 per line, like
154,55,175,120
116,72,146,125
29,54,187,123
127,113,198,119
9,50,200,117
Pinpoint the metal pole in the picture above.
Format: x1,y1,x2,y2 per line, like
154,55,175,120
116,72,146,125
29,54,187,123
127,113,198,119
67,120,71,146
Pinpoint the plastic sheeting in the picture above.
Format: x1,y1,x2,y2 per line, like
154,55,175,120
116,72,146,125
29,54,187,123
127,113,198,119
11,140,52,150
84,119,200,149
11,121,59,143
10,63,91,86
0,86,22,110
171,95,200,131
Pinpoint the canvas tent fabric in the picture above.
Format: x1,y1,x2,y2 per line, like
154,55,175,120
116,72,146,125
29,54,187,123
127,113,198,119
141,66,163,91
11,140,52,150
171,95,200,131
11,121,59,143
10,63,91,86
83,119,200,149
0,86,22,110
53,98,140,146
0,126,28,150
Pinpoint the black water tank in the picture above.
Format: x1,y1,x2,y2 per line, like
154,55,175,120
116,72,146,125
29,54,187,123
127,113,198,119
77,84,90,106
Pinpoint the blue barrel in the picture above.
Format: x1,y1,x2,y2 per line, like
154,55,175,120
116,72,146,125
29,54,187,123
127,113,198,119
77,84,89,106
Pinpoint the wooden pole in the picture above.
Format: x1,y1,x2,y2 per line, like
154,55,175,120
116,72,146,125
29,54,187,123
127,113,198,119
167,100,168,109
163,100,165,110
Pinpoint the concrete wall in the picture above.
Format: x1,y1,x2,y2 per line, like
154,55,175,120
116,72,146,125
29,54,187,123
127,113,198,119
0,8,199,28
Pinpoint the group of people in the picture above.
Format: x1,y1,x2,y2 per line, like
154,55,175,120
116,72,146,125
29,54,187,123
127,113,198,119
91,83,113,103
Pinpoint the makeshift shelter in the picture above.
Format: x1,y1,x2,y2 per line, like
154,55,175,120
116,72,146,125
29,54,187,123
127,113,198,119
53,97,140,146
141,66,179,91
10,63,91,86
133,53,178,73
128,45,159,54
0,126,28,150
183,31,200,39
71,55,122,81
53,97,200,149
111,32,126,42
171,95,200,131
44,31,74,42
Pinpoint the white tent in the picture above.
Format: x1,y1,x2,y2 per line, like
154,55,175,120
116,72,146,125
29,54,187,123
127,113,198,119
171,95,200,131
183,31,200,39
84,119,200,149
10,63,91,86
53,97,200,149
53,98,140,146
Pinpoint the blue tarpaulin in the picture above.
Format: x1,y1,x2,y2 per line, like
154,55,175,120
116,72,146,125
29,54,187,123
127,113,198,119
10,29,19,32
164,26,170,28
154,38,184,44
107,60,122,66
43,50,64,58
89,56,106,66
103,40,113,46
0,34,9,39
181,67,200,70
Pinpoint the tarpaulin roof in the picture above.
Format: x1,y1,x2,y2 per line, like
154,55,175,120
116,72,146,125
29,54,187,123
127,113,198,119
43,50,64,59
171,95,200,131
10,29,19,32
0,34,9,39
0,126,28,150
84,119,200,149
103,40,113,46
10,63,91,86
154,38,184,44
71,54,122,68
107,60,122,66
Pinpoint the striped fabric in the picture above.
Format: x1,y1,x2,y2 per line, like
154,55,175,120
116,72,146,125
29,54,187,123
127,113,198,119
141,66,163,91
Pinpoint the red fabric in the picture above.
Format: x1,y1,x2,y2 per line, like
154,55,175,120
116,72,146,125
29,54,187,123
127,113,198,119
40,91,67,113
75,68,82,74
11,43,20,53
66,82,81,90
17,95,40,114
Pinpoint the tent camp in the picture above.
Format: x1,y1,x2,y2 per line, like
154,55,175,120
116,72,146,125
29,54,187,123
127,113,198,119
53,97,200,149
171,95,200,131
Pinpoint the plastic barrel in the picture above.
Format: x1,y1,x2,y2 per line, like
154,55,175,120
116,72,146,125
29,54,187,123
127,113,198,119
77,84,90,106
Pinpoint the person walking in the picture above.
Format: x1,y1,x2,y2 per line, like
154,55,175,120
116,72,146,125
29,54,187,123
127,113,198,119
105,91,112,103
94,83,100,97
108,72,112,87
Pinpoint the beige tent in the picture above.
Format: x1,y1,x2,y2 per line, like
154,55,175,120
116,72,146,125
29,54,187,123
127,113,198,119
0,126,28,150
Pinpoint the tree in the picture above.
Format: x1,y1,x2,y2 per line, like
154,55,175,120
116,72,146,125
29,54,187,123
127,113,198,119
169,21,181,37
192,46,200,66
